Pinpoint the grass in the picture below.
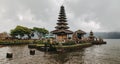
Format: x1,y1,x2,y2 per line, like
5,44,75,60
0,39,34,45
36,44,45,46
28,41,92,52
31,41,91,48
55,43,91,48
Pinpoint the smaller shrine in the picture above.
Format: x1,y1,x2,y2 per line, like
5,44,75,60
88,31,106,44
88,31,95,41
72,30,86,43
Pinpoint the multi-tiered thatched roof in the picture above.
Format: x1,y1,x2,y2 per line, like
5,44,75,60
51,5,73,35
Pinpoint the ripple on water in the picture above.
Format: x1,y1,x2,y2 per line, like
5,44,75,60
0,39,120,64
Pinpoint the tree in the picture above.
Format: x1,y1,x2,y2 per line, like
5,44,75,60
33,27,49,39
10,26,49,39
10,25,32,39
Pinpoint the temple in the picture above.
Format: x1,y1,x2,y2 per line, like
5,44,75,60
89,30,95,41
28,5,107,52
51,5,73,42
72,30,86,43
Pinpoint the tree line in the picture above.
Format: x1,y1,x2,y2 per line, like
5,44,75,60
10,25,49,39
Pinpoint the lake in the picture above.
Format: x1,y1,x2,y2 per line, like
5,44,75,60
0,39,120,64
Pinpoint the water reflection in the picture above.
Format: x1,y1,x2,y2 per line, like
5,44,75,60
48,49,85,64
0,45,86,64
0,39,120,64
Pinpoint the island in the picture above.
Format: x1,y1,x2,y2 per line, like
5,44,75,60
28,5,106,52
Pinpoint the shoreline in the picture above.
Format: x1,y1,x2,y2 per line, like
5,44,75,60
28,43,92,52
0,45,4,48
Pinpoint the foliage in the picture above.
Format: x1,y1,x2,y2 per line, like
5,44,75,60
33,27,49,38
35,40,45,44
0,40,33,45
10,25,31,39
10,26,49,39
62,41,76,45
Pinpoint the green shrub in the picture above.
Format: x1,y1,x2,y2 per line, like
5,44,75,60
62,41,76,45
53,42,59,45
35,40,44,44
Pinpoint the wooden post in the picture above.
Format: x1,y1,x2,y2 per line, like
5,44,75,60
30,49,35,55
6,53,13,58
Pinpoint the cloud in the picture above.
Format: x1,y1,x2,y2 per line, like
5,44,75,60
70,14,102,32
0,0,120,33
81,20,101,31
17,9,34,21
65,0,120,31
0,0,53,33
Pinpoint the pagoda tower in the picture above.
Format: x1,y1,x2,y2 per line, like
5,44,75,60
89,30,95,41
51,5,73,42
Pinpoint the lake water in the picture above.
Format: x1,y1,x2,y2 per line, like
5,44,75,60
0,39,120,64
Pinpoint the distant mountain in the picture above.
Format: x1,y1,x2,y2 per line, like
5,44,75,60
86,32,120,39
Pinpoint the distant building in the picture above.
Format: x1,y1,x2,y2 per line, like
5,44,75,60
0,32,11,39
45,33,55,38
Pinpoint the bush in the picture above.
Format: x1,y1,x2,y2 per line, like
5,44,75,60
35,40,44,44
53,42,59,45
0,40,33,45
62,41,76,45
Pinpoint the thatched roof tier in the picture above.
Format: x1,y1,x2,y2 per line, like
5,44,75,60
89,31,95,38
58,14,66,17
75,30,86,35
55,25,69,29
58,17,67,19
90,31,93,35
57,19,67,22
57,22,68,25
51,30,73,34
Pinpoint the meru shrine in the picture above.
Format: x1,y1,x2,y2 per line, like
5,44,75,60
50,5,106,44
28,5,106,52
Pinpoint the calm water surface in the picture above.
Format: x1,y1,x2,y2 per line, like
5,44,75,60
0,39,120,64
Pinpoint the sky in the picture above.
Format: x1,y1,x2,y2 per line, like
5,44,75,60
0,0,120,33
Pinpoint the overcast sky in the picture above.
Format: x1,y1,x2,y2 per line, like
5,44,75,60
0,0,120,33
